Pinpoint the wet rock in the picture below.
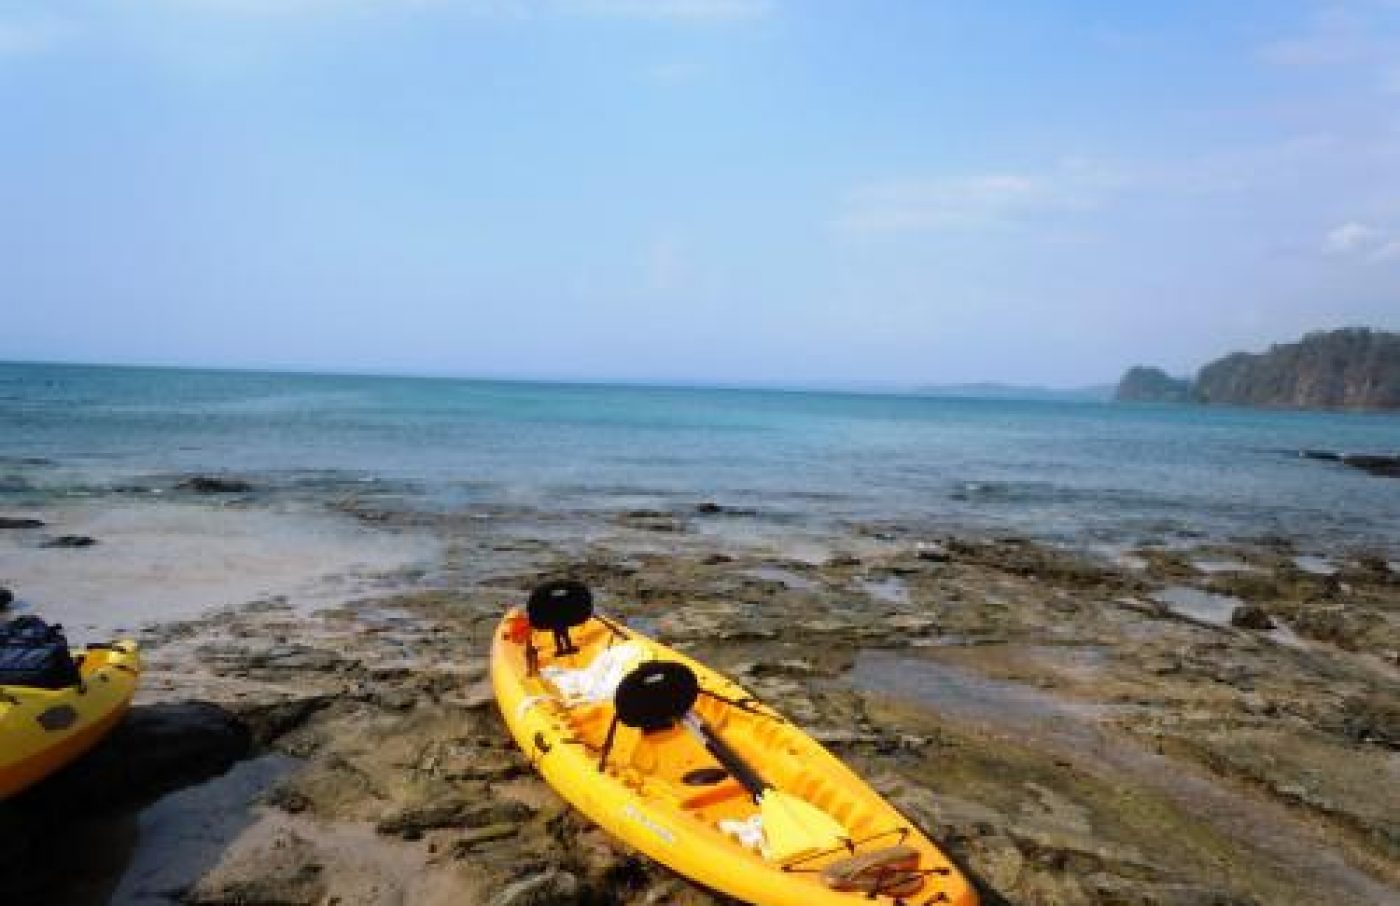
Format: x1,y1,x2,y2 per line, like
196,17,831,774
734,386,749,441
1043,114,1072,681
492,869,581,906
376,797,533,838
738,658,818,678
0,516,44,529
1290,606,1362,648
424,742,521,781
1206,572,1280,602
200,642,348,674
1349,553,1392,577
947,538,1126,589
363,685,419,711
1334,691,1399,748
178,475,254,493
0,588,11,609
187,828,325,905
40,534,97,548
441,678,495,711
965,831,1027,893
452,822,519,854
1142,655,1184,676
718,626,778,642
265,784,312,814
1117,596,1172,618
826,554,862,567
1239,692,1275,716
565,823,662,897
915,541,950,562
1340,454,1400,478
234,695,336,746
694,501,757,516
887,614,938,635
1230,604,1274,630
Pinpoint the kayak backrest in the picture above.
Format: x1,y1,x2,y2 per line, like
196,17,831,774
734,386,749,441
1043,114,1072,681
526,580,594,631
614,661,699,732
527,580,595,656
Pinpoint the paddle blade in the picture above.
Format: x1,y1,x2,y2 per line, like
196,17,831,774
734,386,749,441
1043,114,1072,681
758,790,848,864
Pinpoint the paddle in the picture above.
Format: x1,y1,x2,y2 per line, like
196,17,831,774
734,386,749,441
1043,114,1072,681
613,661,849,864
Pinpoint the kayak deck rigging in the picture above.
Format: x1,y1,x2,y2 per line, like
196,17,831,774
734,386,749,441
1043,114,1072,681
533,620,923,866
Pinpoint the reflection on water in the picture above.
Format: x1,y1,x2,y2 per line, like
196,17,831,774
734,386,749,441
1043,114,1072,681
1293,555,1338,576
1152,585,1242,625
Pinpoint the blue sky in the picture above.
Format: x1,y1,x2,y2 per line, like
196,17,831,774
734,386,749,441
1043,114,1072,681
2,0,1397,387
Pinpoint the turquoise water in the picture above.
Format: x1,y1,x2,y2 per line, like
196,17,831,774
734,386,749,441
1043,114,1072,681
2,362,1397,550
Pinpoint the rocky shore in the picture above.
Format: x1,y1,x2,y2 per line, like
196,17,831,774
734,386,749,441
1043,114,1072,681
1,499,1397,905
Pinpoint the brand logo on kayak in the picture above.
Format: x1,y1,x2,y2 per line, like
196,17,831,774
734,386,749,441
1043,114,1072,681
622,804,675,845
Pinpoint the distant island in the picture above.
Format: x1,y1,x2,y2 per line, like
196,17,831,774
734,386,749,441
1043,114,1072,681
917,382,1114,403
1113,367,1192,404
1115,327,1400,411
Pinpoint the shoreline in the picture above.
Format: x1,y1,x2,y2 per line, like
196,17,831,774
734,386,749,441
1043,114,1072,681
1,490,1397,905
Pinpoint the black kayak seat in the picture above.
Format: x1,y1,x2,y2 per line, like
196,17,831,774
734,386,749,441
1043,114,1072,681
527,579,594,656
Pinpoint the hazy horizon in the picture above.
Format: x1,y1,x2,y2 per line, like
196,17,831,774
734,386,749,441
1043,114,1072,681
4,1,1398,386
6,354,1115,394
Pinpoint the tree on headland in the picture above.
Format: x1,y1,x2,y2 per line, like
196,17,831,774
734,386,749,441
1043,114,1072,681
1115,327,1400,411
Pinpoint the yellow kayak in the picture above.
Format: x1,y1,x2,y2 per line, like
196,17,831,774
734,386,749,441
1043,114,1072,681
0,639,141,799
491,581,977,906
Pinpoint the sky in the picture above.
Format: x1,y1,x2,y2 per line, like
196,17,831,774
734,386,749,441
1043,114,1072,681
1,0,1398,388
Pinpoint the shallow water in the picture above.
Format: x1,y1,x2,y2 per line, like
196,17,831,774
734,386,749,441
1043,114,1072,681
3,362,1398,551
743,566,821,591
1191,558,1260,574
848,651,1114,735
0,501,437,641
1293,554,1338,576
856,575,910,605
1152,585,1243,625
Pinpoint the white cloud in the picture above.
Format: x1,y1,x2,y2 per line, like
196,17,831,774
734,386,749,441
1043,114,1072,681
1259,1,1400,90
1323,221,1400,261
1324,221,1382,253
833,174,1042,234
831,160,1122,235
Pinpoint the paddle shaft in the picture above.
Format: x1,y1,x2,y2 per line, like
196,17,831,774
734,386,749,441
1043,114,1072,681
681,713,769,802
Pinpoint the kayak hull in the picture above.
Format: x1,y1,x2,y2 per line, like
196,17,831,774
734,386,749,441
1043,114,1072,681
0,642,141,800
491,611,976,906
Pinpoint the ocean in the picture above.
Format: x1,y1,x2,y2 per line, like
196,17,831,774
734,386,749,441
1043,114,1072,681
2,361,1398,552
